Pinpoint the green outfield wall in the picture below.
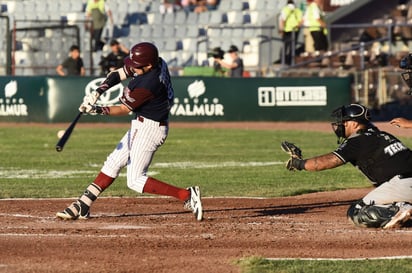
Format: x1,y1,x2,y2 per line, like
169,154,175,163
0,76,352,122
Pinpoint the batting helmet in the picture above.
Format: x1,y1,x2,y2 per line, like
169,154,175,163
124,42,159,68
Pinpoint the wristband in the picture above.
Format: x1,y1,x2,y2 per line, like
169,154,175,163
94,106,110,115
292,158,306,171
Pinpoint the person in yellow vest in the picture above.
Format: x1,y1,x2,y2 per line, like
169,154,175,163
302,0,328,52
85,0,113,52
278,0,303,65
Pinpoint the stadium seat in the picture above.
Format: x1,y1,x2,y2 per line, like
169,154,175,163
186,25,200,38
163,12,175,25
151,25,164,38
198,12,210,25
226,11,244,25
217,0,231,11
140,25,153,39
163,24,175,38
186,12,199,24
164,39,178,51
182,38,197,52
174,11,187,25
209,10,224,24
231,1,244,11
147,12,163,25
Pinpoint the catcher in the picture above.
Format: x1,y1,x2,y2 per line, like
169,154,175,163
281,103,412,229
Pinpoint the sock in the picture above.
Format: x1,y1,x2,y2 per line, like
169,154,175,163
75,172,113,214
93,172,115,191
79,183,102,208
143,177,190,201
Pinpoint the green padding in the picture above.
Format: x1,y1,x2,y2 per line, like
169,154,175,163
183,66,223,77
0,75,352,122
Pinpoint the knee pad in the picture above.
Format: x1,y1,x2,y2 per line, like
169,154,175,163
347,200,399,228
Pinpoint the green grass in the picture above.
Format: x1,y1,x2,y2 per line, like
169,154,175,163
0,125,373,198
2,125,412,272
235,257,412,273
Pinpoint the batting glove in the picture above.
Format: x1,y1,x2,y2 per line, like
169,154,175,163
79,91,100,112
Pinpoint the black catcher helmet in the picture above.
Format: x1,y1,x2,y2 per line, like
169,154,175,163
124,42,159,68
331,103,371,143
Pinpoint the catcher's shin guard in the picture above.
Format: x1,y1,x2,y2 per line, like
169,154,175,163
347,200,399,228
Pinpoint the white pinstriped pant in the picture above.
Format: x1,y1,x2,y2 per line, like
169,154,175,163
101,117,168,193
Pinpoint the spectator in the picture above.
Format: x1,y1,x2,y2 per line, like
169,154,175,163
181,0,194,13
160,0,181,14
193,0,208,13
56,45,86,76
208,47,225,77
99,40,129,75
214,45,244,78
85,0,113,52
302,0,328,52
278,0,303,65
206,0,219,10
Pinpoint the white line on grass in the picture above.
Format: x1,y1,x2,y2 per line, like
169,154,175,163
0,161,283,179
152,161,283,169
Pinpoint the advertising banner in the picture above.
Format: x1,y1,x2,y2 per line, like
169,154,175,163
0,76,352,122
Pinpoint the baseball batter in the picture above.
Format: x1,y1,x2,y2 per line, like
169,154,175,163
56,42,203,221
282,103,412,229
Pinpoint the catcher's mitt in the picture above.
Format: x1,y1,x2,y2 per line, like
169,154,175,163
281,141,305,171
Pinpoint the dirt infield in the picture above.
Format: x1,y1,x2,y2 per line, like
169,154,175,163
1,122,412,273
1,189,412,273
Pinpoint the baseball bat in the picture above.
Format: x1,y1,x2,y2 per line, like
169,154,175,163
55,112,83,152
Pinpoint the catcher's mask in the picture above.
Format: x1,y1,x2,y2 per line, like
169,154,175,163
399,53,412,95
331,104,371,144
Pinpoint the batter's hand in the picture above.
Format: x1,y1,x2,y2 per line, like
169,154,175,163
79,91,100,112
281,141,305,171
79,103,109,115
78,102,93,113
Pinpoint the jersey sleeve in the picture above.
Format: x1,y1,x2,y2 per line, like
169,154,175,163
333,137,362,164
119,87,154,111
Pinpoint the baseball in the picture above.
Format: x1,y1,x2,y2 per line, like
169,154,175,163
57,130,65,139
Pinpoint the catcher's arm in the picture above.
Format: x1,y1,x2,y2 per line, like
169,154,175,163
304,153,344,171
281,141,344,171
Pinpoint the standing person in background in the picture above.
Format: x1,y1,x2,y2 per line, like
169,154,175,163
85,0,113,52
214,45,244,78
278,0,303,65
56,42,203,222
56,45,86,76
302,0,328,52
99,39,129,75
